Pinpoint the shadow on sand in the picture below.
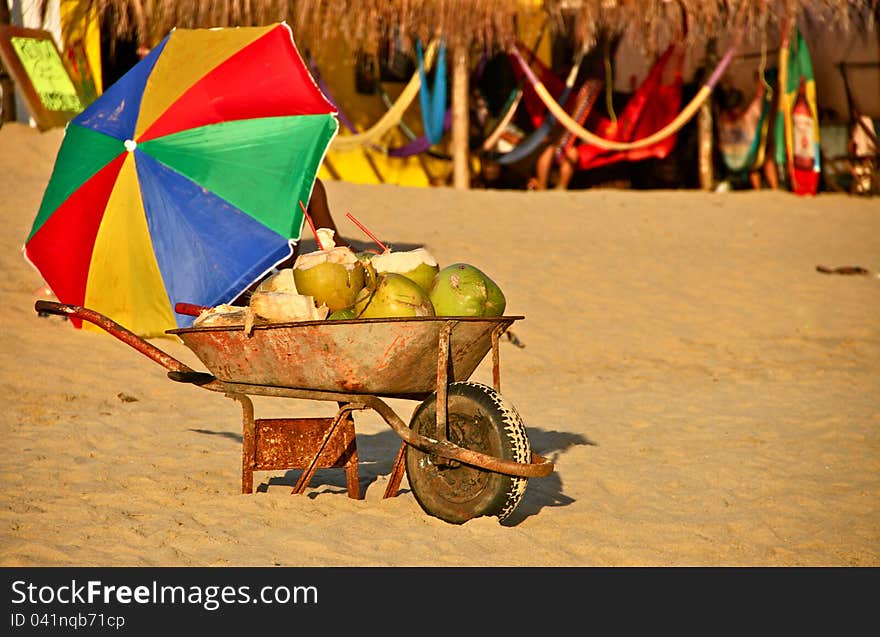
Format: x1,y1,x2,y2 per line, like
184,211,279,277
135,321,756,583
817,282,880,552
296,237,424,255
189,424,594,525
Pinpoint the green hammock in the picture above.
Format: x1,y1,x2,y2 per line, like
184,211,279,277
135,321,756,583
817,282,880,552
718,68,776,175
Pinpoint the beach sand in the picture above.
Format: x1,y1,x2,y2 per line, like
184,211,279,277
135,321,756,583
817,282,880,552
1,121,878,566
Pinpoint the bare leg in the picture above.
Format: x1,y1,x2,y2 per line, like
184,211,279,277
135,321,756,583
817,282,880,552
274,178,348,272
532,145,555,190
749,170,762,190
555,147,578,190
763,159,779,190
556,160,574,189
306,178,348,246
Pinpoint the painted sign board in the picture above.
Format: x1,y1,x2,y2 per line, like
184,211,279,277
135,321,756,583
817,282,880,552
0,25,84,130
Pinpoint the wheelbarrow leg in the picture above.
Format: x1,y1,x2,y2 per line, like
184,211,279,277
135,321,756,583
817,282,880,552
229,393,256,494
385,320,458,498
231,393,362,498
292,404,362,498
434,321,456,442
340,403,361,500
383,443,407,498
491,323,505,393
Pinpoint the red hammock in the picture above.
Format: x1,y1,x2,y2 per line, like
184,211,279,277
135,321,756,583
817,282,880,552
576,42,685,170
507,44,576,130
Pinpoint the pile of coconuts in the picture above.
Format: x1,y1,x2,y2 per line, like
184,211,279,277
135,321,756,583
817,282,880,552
250,228,506,323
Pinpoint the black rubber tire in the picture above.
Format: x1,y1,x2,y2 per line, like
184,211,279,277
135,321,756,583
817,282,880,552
405,381,530,524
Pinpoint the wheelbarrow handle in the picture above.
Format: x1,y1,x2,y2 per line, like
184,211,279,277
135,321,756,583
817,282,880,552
34,300,197,376
175,302,211,317
35,299,74,318
359,394,555,479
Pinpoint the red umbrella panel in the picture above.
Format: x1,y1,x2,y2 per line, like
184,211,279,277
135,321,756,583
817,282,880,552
24,22,338,337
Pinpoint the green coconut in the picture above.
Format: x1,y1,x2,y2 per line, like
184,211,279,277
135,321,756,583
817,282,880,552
328,308,356,320
292,246,365,312
359,255,379,290
429,263,506,317
354,273,435,318
369,248,440,292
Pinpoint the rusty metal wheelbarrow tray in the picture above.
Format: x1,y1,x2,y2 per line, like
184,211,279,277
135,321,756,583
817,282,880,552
34,301,553,481
167,315,516,398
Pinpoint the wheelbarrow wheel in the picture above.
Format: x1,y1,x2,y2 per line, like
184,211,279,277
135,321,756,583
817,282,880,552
405,381,530,524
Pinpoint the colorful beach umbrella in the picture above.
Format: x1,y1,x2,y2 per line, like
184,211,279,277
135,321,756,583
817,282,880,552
24,22,338,337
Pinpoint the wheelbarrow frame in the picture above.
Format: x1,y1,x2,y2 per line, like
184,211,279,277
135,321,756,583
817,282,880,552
34,300,553,501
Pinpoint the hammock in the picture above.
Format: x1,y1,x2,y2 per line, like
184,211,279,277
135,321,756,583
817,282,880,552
555,78,604,161
417,39,447,145
480,22,548,153
490,47,587,166
718,69,775,175
307,52,386,183
575,41,686,170
481,88,525,152
509,31,741,153
378,84,452,160
308,52,445,184
379,39,451,160
387,109,452,157
330,39,438,152
308,53,367,137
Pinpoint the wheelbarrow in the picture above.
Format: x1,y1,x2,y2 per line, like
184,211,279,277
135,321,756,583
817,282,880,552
34,300,553,524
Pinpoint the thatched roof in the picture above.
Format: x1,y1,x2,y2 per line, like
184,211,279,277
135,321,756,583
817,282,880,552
65,1,879,54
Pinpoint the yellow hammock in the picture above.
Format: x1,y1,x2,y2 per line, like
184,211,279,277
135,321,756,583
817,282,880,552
509,34,742,152
482,90,524,152
330,40,438,152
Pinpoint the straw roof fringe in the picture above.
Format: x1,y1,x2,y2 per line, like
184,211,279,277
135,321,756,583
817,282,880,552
64,1,879,55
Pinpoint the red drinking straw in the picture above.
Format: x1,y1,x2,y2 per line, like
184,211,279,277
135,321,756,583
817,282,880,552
299,200,325,250
345,211,389,253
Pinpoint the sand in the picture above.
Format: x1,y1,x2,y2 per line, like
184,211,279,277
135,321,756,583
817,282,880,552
1,121,878,566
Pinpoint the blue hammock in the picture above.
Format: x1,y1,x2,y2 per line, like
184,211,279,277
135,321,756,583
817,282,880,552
417,39,448,146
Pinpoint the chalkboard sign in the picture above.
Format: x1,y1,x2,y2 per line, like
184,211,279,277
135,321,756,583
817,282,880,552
0,25,85,130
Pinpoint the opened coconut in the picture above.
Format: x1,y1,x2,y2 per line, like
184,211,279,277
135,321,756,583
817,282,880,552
193,304,248,327
429,263,506,317
369,248,439,292
249,291,328,323
354,273,435,318
255,268,298,294
292,230,365,312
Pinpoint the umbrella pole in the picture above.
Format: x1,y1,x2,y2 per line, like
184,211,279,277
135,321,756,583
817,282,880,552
451,43,470,190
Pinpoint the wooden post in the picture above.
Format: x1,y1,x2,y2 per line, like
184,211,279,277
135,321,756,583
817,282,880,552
698,39,718,191
0,0,21,125
451,43,469,189
698,100,714,190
